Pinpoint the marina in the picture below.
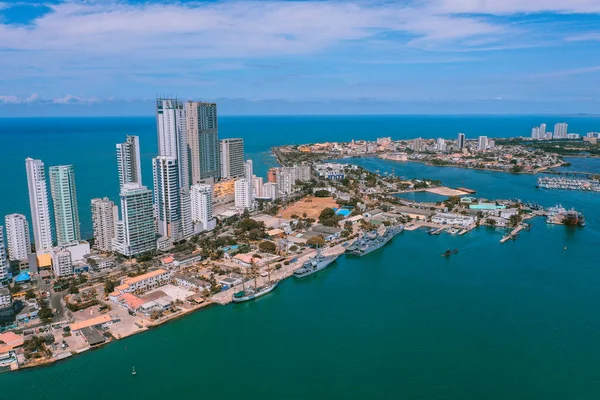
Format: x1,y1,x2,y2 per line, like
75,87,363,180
537,176,600,192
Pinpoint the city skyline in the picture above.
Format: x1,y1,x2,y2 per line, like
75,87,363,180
2,1,600,116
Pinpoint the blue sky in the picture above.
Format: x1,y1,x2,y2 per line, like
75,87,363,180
1,0,600,115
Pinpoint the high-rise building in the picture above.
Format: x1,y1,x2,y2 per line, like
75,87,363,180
220,138,245,179
0,228,9,281
153,156,182,242
190,184,215,232
91,197,118,252
49,165,81,245
25,158,53,252
52,247,73,277
267,168,278,183
4,214,31,261
186,101,220,183
296,165,311,182
156,98,189,189
531,127,540,140
436,138,446,152
262,182,278,200
477,136,488,151
539,123,547,138
112,184,155,257
116,135,143,187
253,176,264,198
412,138,423,152
235,179,254,211
276,168,295,195
554,123,568,139
458,133,466,149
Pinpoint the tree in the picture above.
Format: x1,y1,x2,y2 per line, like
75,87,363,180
25,289,36,299
104,279,116,295
248,228,264,241
508,214,522,227
314,190,331,198
307,236,325,248
486,218,497,227
259,241,277,254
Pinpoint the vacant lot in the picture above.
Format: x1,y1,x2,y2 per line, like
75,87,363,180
279,196,338,220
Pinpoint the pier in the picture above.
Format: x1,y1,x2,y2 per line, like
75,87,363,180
500,225,524,244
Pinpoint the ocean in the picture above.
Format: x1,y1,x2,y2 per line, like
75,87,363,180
1,115,600,399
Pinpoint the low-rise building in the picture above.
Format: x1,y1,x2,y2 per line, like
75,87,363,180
112,269,172,296
431,212,476,227
173,273,210,292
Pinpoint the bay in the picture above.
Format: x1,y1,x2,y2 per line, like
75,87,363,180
0,115,600,399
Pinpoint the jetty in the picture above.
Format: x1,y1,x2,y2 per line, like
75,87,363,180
500,225,524,243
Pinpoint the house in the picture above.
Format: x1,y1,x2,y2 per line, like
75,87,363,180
138,296,173,316
232,253,260,268
173,273,210,292
0,332,24,354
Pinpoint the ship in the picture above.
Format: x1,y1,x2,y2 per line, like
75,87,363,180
563,209,586,227
293,250,339,278
346,225,403,256
232,281,280,303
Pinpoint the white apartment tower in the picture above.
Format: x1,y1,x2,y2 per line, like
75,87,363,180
112,184,156,257
49,165,81,245
156,99,193,240
91,197,118,252
4,214,31,261
190,184,215,232
296,165,311,182
186,101,220,182
116,135,143,187
153,156,182,242
262,182,278,201
253,176,264,198
220,138,245,179
0,229,9,281
25,158,53,252
52,248,73,277
235,179,254,211
477,136,488,151
554,123,568,139
436,138,446,152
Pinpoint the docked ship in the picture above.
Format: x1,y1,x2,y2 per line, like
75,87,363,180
293,250,339,278
232,281,280,303
346,225,403,256
563,209,586,227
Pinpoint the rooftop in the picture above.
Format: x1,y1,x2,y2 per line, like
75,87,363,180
69,314,112,332
123,269,169,286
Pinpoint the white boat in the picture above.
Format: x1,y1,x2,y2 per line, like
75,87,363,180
293,250,339,278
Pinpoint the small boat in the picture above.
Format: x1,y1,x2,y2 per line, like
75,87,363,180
232,281,280,303
441,248,459,257
132,367,136,376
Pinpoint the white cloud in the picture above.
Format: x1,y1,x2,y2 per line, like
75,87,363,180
52,94,98,104
0,95,20,104
432,0,600,14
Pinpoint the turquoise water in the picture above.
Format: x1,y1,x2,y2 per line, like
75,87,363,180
395,190,448,203
1,116,600,399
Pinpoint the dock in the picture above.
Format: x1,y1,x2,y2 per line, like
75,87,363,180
500,225,524,243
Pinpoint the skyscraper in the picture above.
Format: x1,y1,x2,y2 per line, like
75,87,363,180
190,184,215,232
186,101,220,182
49,165,81,245
116,135,142,187
91,197,118,252
4,214,31,261
220,138,245,179
531,127,540,140
412,138,423,152
156,99,193,240
554,123,568,139
112,184,155,257
0,228,9,281
153,156,182,242
539,123,547,138
156,98,189,189
25,158,53,252
458,133,466,149
436,138,446,151
477,136,488,151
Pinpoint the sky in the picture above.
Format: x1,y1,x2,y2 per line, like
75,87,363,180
1,0,600,116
